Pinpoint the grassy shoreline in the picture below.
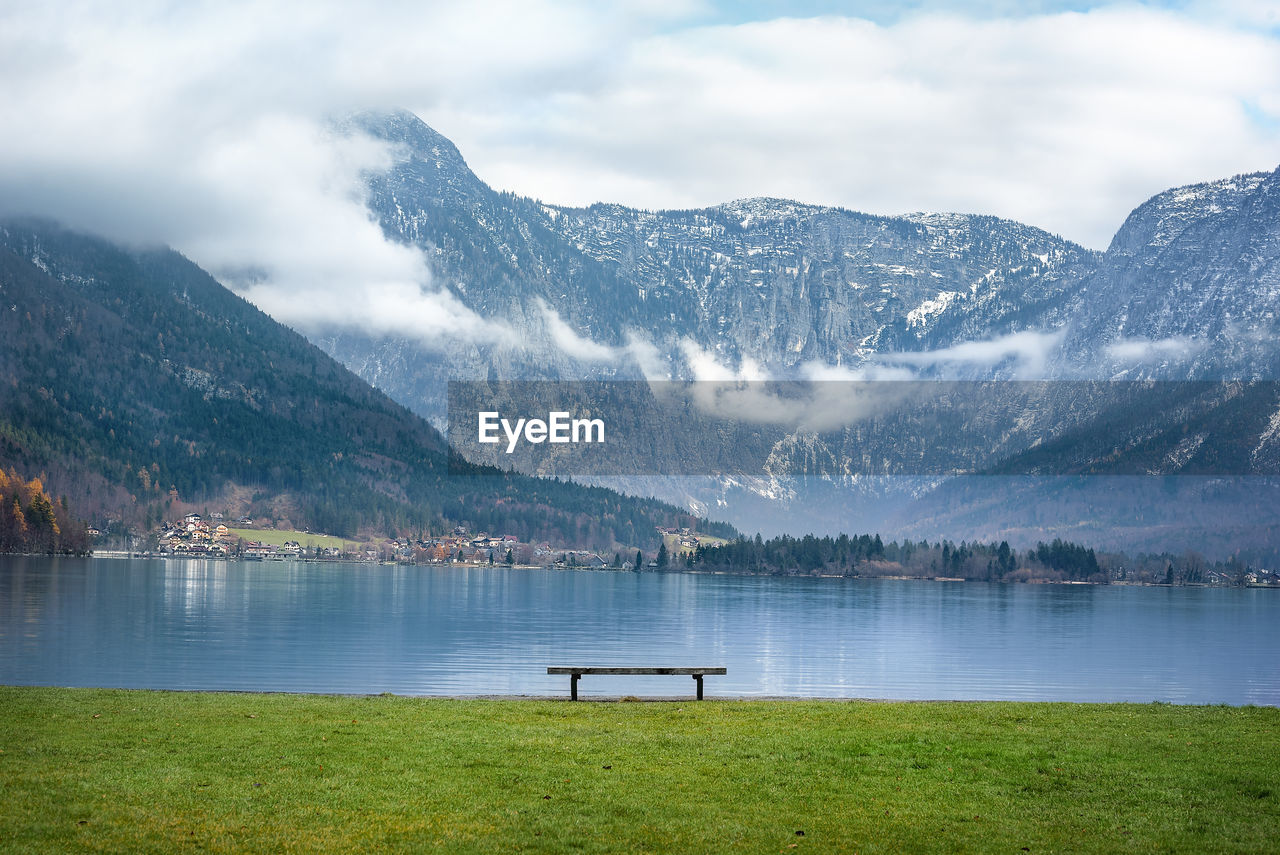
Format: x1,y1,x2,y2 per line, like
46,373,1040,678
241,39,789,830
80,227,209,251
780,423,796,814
2,687,1277,853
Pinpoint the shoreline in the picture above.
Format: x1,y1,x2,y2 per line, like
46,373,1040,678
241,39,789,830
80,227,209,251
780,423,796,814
15,552,1276,588
2,684,1272,707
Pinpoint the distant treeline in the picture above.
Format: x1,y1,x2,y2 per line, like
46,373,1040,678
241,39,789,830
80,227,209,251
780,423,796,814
685,533,1261,585
0,469,90,555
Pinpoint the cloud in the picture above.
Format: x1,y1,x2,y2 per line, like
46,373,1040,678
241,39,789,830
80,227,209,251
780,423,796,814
436,6,1280,249
537,299,621,362
1106,335,1202,364
680,339,769,382
877,330,1067,377
671,339,918,430
0,0,1276,361
799,361,916,382
189,117,511,347
0,1,676,349
535,299,675,377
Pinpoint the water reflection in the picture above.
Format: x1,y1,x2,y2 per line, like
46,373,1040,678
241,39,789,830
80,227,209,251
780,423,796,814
0,557,1276,704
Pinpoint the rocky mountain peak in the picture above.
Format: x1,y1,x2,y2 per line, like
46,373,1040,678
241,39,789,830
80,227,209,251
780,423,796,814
341,109,480,191
1106,170,1271,258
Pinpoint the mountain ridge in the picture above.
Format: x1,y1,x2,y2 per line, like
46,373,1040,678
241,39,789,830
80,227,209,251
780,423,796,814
342,109,1280,384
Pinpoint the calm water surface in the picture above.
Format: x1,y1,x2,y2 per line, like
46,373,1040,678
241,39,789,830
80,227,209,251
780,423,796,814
1,556,1276,704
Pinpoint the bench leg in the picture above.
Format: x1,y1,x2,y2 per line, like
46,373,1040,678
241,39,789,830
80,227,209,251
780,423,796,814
694,674,704,700
571,673,580,701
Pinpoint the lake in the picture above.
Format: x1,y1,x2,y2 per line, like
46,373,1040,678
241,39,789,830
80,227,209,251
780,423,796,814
1,556,1276,704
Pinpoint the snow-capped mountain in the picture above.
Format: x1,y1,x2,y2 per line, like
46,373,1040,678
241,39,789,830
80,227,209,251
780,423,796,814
303,110,1280,560
322,109,1102,394
1052,170,1280,379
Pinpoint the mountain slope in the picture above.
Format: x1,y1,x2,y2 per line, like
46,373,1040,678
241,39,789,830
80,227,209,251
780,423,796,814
0,219,723,547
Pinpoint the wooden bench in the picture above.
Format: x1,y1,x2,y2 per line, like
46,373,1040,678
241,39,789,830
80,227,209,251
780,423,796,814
547,666,727,701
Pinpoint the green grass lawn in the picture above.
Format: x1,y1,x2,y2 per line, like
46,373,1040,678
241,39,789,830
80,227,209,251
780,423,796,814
226,528,358,551
0,688,1276,853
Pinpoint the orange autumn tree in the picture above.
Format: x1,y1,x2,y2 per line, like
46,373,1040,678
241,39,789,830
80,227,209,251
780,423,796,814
0,469,89,554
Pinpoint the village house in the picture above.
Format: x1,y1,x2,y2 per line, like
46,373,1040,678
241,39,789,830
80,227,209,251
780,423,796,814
243,542,273,559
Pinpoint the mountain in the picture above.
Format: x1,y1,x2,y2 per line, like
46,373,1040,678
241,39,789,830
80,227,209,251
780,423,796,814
331,110,1280,389
888,171,1280,561
1051,171,1280,379
289,111,1280,559
0,219,726,549
314,109,1101,418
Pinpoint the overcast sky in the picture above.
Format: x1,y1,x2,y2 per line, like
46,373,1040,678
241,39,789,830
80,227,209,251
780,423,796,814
1,0,1277,343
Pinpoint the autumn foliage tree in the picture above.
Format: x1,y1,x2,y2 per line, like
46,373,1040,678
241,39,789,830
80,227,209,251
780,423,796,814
0,469,90,554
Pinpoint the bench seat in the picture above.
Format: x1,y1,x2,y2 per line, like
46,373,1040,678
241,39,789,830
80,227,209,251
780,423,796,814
547,666,726,700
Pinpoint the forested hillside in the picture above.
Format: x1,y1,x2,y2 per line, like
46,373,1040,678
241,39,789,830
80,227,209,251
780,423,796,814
0,220,729,549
